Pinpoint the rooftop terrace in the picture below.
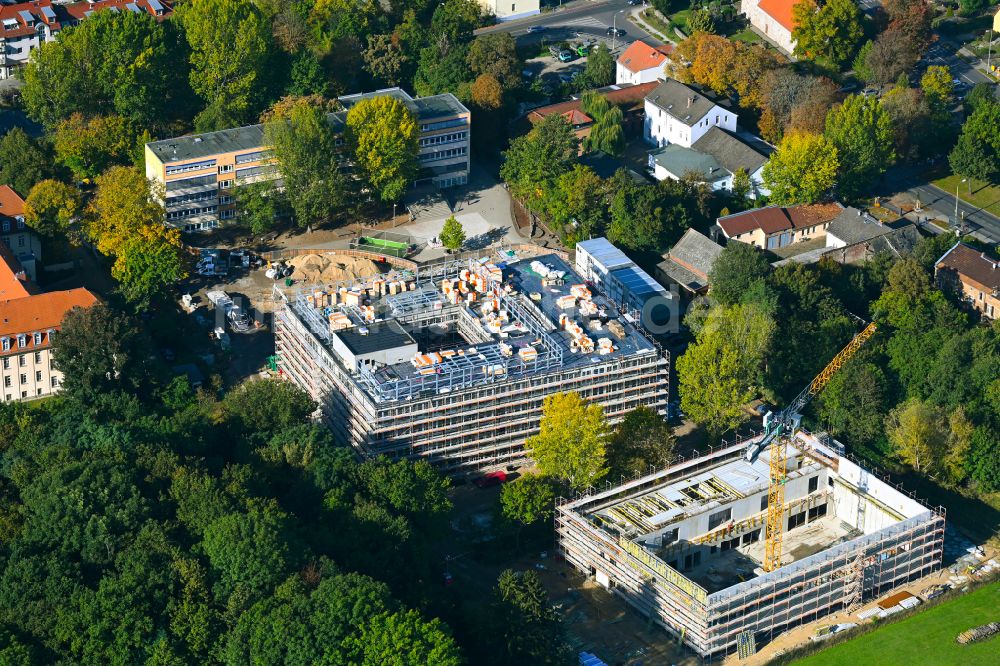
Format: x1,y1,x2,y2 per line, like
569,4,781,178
284,252,659,404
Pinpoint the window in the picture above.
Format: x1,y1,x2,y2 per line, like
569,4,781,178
16,218,24,230
0,338,8,351
808,475,819,493
165,159,217,175
787,511,806,531
3,377,9,388
220,209,235,220
33,352,41,363
19,374,26,385
661,527,679,545
511,3,515,9
17,235,23,247
219,195,233,205
51,376,58,388
235,150,271,164
35,371,41,382
33,332,41,345
760,496,768,512
18,354,25,366
218,164,233,174
16,335,25,348
708,508,732,531
1,357,7,369
219,179,233,189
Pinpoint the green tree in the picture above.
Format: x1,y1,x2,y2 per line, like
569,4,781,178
23,179,82,239
414,37,471,97
687,9,716,34
467,33,521,89
265,99,348,228
52,303,148,402
178,0,273,130
364,34,406,87
439,215,466,251
54,113,135,181
792,0,864,67
346,95,419,203
344,610,463,666
585,106,625,157
544,165,607,244
920,65,954,117
500,474,556,529
0,627,32,664
431,0,481,42
708,242,772,306
949,99,1000,183
287,50,328,97
762,131,839,204
501,114,578,206
0,128,54,196
817,360,888,446
607,406,676,479
584,44,614,88
731,167,752,203
485,570,570,666
852,40,874,82
885,398,948,474
222,379,316,443
607,173,692,252
526,392,610,491
823,94,896,199
235,180,286,235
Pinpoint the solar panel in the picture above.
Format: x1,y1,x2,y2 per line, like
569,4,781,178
40,6,56,20
125,3,141,13
147,0,165,11
17,10,34,24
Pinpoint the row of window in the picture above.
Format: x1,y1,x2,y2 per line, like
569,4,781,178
1,352,43,367
1,235,27,249
419,146,467,163
419,131,467,147
165,159,217,175
1,332,49,351
2,371,53,387
166,205,217,221
236,150,271,165
420,117,467,133
183,219,220,232
165,174,217,191
1,218,25,233
165,189,218,206
4,388,50,401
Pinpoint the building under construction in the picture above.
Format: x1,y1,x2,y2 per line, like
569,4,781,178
556,431,945,657
274,251,669,472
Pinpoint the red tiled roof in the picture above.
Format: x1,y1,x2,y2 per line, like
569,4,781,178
718,206,792,237
936,242,1000,292
617,40,673,74
757,0,797,32
0,287,99,344
0,185,25,219
63,0,172,22
0,0,171,39
786,203,843,229
528,81,660,124
0,243,31,300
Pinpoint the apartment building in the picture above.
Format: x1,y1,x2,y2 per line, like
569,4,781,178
935,241,1000,320
145,88,471,232
0,0,171,80
0,185,41,281
274,248,669,474
644,79,736,149
0,243,98,403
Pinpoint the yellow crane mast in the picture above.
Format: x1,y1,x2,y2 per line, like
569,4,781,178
757,322,878,573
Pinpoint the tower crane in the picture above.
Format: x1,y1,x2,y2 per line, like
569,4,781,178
745,321,878,573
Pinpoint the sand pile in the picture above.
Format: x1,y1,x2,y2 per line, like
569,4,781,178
288,254,382,284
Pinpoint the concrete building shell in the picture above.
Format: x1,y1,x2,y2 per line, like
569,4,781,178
556,433,945,657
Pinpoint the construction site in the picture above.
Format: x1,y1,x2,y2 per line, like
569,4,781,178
273,249,669,472
555,431,946,658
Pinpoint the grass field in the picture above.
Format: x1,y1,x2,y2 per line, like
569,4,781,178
729,27,761,44
795,583,1000,666
931,174,1000,218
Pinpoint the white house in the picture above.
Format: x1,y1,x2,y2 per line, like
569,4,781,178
615,40,673,86
643,79,737,148
742,0,796,54
647,127,769,198
477,0,539,21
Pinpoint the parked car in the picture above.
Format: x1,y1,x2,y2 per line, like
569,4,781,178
573,44,588,56
474,471,508,488
558,50,574,62
606,27,626,37
810,623,857,642
548,44,562,57
526,24,545,33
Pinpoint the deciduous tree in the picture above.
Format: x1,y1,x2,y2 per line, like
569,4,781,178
792,0,864,67
467,33,521,89
823,94,895,199
607,406,676,479
584,44,614,88
345,95,419,203
53,113,135,181
364,34,406,87
920,65,954,118
24,179,82,238
501,114,578,204
470,73,504,110
439,215,466,251
885,398,948,474
0,128,54,197
526,392,610,491
762,132,839,204
949,99,1000,183
343,610,463,666
708,241,772,306
500,474,556,529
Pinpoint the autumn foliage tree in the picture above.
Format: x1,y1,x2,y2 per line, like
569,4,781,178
526,392,610,492
24,179,82,239
345,95,419,203
762,132,839,204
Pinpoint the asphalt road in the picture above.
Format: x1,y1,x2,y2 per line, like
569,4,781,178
478,0,663,49
908,181,1000,241
921,39,993,87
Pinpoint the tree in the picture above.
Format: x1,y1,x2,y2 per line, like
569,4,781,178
23,180,82,239
526,392,610,491
439,215,466,251
501,114,578,205
235,180,286,235
731,167,752,202
584,44,614,88
964,83,995,115
885,399,948,474
543,165,607,244
484,570,570,666
467,33,521,89
343,610,463,666
53,113,135,181
864,29,919,85
346,95,419,203
817,360,888,446
607,406,676,479
222,378,316,443
853,40,874,82
823,94,895,199
414,36,471,97
471,73,504,110
687,34,738,95
500,474,556,539
363,34,406,87
265,99,348,228
430,0,481,42
949,100,1000,183
880,86,934,160
792,0,864,67
0,128,54,197
607,172,692,251
86,167,186,305
287,50,328,97
762,132,839,204
920,65,954,118
178,0,273,130
708,242,771,306
52,303,147,402
585,106,625,157
687,9,716,34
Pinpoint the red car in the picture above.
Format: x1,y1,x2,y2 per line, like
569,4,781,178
474,471,508,488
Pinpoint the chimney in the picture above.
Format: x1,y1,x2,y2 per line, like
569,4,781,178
687,96,692,108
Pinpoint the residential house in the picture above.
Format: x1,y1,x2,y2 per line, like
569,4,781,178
934,242,999,320
742,0,796,54
616,40,672,85
644,78,737,149
145,87,470,231
476,0,539,21
0,0,172,80
717,203,846,250
655,228,723,296
575,237,673,321
0,185,41,281
824,210,921,263
647,126,769,196
0,243,98,402
526,81,659,145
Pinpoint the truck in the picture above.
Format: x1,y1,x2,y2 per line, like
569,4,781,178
206,290,251,332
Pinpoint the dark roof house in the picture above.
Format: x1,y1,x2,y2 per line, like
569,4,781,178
656,229,724,295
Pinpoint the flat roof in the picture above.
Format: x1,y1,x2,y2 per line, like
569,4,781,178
148,89,469,164
577,237,634,272
334,319,415,356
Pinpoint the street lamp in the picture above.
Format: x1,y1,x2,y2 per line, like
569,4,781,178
954,177,967,227
392,202,397,226
612,10,624,51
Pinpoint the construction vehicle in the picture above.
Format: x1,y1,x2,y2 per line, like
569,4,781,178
746,321,878,572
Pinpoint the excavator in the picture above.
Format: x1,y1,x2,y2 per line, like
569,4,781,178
745,321,878,572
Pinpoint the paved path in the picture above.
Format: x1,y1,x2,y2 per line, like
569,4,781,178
478,0,662,47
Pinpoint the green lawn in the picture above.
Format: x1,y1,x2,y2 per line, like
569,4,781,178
729,27,762,44
795,583,1000,666
668,8,692,34
931,173,1000,217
